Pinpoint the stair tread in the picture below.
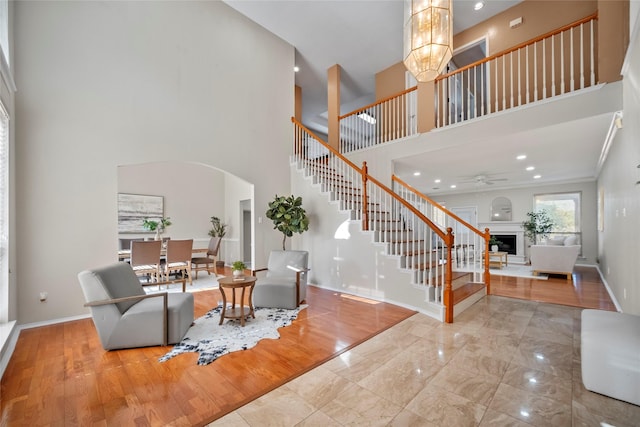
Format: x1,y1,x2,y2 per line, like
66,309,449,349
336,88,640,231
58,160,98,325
452,283,486,305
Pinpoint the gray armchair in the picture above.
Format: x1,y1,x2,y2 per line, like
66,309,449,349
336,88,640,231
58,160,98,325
78,262,194,350
252,250,309,309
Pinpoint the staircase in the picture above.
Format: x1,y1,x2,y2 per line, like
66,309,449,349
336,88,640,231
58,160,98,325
291,119,489,322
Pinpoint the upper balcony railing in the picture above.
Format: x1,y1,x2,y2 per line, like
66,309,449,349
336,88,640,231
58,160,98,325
436,13,597,127
339,87,418,153
338,13,598,151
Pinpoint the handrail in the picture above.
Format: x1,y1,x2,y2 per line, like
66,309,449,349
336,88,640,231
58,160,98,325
368,172,449,242
292,117,455,322
392,175,485,239
339,86,418,120
290,117,362,173
436,12,598,82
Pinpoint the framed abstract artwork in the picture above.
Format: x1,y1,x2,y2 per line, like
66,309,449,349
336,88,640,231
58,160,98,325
117,193,164,233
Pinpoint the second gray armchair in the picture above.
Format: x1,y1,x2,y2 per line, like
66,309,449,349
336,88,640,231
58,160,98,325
252,250,309,309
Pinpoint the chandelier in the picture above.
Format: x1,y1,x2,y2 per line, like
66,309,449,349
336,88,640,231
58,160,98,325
403,0,453,82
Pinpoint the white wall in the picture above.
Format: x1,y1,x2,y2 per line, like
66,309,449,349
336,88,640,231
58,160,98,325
222,172,254,265
431,181,598,264
118,161,226,245
14,1,293,324
598,19,640,315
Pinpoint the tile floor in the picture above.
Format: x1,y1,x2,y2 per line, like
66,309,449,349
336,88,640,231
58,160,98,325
210,296,640,426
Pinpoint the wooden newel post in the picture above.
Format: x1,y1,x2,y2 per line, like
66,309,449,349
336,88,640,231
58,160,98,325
444,227,454,323
484,228,491,294
361,162,369,231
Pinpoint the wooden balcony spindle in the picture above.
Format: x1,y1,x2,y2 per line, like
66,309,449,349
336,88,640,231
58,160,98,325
361,161,369,231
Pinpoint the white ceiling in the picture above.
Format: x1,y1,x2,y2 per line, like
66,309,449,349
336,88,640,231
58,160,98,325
224,0,523,133
223,1,618,196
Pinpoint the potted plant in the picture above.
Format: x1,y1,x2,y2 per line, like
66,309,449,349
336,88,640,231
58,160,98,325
143,217,172,241
265,194,309,250
488,236,502,252
208,216,228,269
232,261,246,279
208,216,227,238
521,210,555,245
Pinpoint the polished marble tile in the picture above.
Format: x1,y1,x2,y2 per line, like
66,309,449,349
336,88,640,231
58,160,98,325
212,295,636,427
285,365,352,409
234,386,316,426
489,383,571,426
320,383,403,426
295,410,342,426
501,363,572,404
405,385,487,427
428,363,501,406
357,346,442,406
478,409,533,426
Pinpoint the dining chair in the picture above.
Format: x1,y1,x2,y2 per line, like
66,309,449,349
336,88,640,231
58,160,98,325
191,236,221,279
130,240,162,283
164,239,194,288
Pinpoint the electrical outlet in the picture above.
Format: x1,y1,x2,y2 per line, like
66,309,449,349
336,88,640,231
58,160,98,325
39,292,48,302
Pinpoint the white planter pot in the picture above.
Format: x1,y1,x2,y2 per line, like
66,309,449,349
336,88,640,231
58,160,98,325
491,245,499,252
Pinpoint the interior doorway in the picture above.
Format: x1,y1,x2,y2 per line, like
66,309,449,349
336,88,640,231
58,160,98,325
240,199,252,268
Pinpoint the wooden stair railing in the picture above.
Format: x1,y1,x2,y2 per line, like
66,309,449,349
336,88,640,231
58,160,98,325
392,175,492,294
292,117,458,322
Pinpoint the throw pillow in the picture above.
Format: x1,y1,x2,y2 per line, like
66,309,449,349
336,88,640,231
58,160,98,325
547,237,565,246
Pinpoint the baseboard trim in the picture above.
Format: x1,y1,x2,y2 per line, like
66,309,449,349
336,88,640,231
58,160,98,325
595,265,622,312
18,313,92,331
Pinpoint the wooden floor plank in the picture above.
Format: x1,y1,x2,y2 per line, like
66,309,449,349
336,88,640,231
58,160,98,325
1,265,614,425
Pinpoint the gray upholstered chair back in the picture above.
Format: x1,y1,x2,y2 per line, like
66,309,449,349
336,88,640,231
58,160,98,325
78,262,145,314
266,250,308,280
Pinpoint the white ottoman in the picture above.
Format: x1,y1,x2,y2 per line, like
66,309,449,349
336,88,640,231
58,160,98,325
581,309,640,405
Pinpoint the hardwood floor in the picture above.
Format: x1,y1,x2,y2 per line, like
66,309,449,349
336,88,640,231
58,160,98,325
490,265,616,311
0,265,615,425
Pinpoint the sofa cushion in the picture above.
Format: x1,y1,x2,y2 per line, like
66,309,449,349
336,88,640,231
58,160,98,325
547,237,565,246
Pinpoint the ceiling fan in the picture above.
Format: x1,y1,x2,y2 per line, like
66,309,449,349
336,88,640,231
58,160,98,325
459,174,508,186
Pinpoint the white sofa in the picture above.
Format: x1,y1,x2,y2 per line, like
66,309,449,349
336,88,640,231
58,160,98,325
530,236,580,280
581,309,640,406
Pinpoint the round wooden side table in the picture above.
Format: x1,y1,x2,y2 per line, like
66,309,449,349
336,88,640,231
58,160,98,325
218,276,257,327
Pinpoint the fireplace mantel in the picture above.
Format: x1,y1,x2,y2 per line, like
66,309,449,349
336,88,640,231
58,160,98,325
478,222,526,264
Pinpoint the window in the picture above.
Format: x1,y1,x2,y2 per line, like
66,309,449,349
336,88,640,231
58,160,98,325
0,102,7,323
534,192,581,233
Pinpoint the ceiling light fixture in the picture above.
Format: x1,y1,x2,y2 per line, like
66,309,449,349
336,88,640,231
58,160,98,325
517,154,527,160
413,171,421,176
533,175,541,179
293,66,300,72
357,112,377,125
526,166,535,171
450,184,457,188
403,0,453,82
474,1,484,11
435,178,441,183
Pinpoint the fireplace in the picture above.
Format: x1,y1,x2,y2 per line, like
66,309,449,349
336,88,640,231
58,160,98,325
492,234,517,255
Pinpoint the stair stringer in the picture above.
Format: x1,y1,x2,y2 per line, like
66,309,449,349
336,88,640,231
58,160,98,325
290,163,446,322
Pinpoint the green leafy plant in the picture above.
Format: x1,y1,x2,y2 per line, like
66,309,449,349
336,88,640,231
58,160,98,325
521,210,555,244
142,217,172,232
265,194,309,250
232,261,246,271
489,236,502,246
208,216,227,238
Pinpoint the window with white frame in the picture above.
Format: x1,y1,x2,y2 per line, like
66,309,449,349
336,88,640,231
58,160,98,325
0,102,7,323
534,192,581,235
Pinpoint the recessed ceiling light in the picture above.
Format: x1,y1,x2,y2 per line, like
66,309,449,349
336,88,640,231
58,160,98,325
293,66,300,72
533,175,542,179
517,154,527,160
413,172,421,176
450,184,457,188
526,166,535,171
474,1,484,11
435,179,441,183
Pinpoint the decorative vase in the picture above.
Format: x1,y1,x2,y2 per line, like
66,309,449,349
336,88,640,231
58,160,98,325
154,229,160,241
233,269,243,279
491,245,498,252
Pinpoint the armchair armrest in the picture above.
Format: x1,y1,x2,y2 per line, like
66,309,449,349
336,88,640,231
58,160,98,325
84,292,169,346
252,267,268,276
